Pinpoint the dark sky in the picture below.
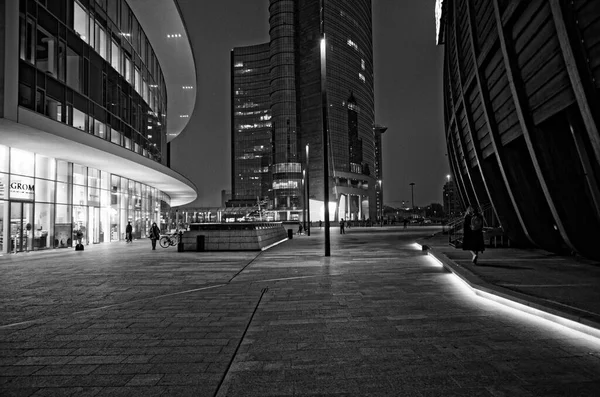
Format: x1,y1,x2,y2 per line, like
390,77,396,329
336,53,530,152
171,0,447,209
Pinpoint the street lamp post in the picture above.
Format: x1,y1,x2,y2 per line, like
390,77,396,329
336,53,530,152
306,144,310,236
302,170,306,233
409,182,415,216
320,19,330,256
378,180,382,226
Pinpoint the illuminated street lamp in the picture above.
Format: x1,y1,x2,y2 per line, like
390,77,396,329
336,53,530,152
409,182,415,214
306,144,310,236
378,180,382,226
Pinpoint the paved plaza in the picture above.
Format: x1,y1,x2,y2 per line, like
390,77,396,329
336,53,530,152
1,226,600,396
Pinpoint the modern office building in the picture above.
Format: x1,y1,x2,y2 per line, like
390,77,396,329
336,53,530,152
442,178,460,218
231,0,377,222
0,0,197,254
231,43,272,203
373,124,387,221
437,0,600,259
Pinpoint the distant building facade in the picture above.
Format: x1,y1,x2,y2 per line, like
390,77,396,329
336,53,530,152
442,179,460,218
231,0,378,222
437,0,600,259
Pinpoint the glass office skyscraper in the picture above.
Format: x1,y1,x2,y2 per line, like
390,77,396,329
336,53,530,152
232,0,377,222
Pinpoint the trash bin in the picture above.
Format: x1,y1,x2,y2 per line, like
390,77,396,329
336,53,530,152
287,229,293,239
196,235,205,252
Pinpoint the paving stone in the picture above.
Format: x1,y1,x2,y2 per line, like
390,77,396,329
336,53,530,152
2,227,600,396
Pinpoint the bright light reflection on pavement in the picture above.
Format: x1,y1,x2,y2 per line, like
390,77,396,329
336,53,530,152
441,261,600,345
425,251,444,267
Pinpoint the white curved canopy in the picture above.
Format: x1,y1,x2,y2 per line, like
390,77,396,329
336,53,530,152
127,0,197,142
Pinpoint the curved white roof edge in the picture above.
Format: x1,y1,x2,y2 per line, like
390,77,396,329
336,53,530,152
126,0,197,142
2,110,197,207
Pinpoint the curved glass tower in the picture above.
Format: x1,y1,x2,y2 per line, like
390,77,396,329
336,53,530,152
232,0,376,222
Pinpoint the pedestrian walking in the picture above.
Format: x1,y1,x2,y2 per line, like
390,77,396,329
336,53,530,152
403,218,408,229
340,218,346,234
462,206,485,264
297,223,303,235
319,220,322,229
150,222,161,250
125,221,133,243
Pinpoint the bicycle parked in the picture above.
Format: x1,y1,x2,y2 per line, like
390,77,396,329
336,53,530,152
159,231,181,248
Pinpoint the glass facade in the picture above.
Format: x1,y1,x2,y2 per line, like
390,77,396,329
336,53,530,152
231,44,272,202
231,0,376,221
0,145,170,254
18,0,168,164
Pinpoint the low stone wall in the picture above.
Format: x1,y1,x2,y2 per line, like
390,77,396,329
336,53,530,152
180,222,288,251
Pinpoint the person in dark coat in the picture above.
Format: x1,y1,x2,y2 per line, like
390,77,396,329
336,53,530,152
150,222,161,250
125,221,133,243
462,206,485,264
339,218,346,234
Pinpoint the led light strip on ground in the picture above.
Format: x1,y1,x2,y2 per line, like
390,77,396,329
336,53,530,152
427,250,600,344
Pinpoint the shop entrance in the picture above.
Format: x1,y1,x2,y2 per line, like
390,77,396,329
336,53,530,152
10,202,34,253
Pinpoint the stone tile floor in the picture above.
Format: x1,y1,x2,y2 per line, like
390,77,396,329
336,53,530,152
1,226,600,396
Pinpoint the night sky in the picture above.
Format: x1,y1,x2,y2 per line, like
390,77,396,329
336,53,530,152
170,0,446,209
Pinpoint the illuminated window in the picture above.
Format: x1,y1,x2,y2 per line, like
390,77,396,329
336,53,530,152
361,59,365,70
358,73,365,83
95,22,107,60
347,39,358,51
111,40,120,72
73,1,88,43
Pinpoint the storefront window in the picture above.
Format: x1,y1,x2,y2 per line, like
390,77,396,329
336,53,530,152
56,160,71,183
100,171,110,190
0,201,5,253
35,179,55,203
0,173,7,201
55,204,72,247
34,203,53,250
73,184,87,206
10,148,35,177
73,205,87,245
56,182,71,204
0,145,8,172
73,164,86,185
35,154,56,180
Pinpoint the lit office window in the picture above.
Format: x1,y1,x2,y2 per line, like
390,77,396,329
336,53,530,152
73,1,89,43
72,108,87,131
95,23,107,60
111,40,120,73
125,57,131,83
19,18,35,63
134,67,141,93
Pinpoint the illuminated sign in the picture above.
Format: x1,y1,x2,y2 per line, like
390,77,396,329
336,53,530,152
9,178,35,200
435,0,445,45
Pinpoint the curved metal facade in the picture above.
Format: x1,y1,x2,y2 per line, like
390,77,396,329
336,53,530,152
440,0,600,259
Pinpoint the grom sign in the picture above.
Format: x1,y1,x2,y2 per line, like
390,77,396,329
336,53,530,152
9,176,35,200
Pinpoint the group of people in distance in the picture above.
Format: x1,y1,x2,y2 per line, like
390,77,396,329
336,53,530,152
124,221,162,250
